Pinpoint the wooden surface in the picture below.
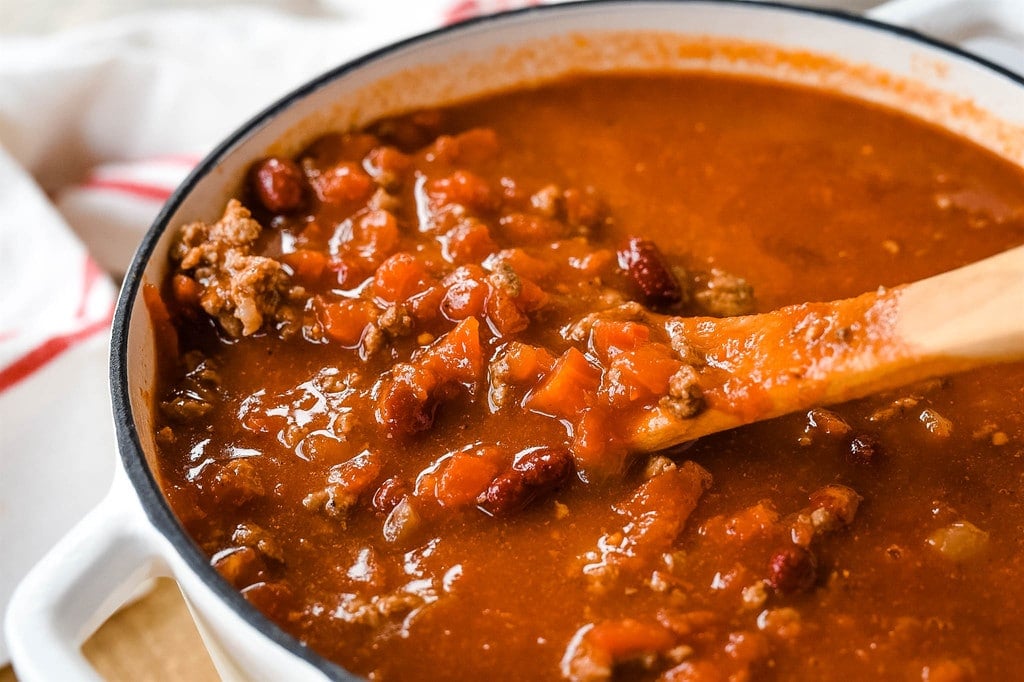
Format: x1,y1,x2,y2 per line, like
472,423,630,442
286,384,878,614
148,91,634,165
2,580,219,681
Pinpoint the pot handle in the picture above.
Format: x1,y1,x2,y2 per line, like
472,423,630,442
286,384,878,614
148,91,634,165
4,480,167,682
867,0,1024,74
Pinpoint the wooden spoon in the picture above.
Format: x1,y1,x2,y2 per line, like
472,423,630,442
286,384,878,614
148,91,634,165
631,244,1024,452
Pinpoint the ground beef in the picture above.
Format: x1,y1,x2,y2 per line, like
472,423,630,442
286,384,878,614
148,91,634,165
693,268,755,317
232,522,285,563
378,304,413,338
172,199,290,336
659,365,704,419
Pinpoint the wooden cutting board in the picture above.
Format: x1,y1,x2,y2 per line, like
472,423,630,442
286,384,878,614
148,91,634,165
1,580,219,681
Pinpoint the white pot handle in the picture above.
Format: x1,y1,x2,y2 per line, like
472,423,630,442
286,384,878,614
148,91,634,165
4,479,168,682
868,0,1024,74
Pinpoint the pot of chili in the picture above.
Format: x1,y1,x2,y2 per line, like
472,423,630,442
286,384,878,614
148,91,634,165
7,1,1024,680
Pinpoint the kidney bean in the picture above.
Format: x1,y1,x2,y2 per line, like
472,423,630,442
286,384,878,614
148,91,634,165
477,446,573,515
252,157,305,213
766,546,817,594
616,237,683,310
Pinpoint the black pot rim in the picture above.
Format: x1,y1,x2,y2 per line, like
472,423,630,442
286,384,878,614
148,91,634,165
109,1,1024,678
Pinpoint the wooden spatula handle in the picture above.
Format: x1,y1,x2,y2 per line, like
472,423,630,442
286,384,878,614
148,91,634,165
897,244,1024,360
630,244,1024,452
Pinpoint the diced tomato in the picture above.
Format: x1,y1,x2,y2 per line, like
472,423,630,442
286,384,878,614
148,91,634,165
316,298,377,346
498,213,568,242
443,220,497,263
615,462,712,556
633,343,682,383
420,317,483,386
363,146,411,182
502,343,556,383
516,278,548,313
602,346,682,406
486,248,556,282
570,407,614,477
441,275,488,321
443,264,488,284
427,445,506,508
311,162,374,204
525,348,601,419
587,619,677,660
428,128,500,166
485,288,529,337
373,252,435,304
280,249,327,287
567,249,615,277
407,284,445,324
326,256,369,289
590,320,651,361
428,171,494,212
351,210,400,264
328,449,384,495
701,501,781,543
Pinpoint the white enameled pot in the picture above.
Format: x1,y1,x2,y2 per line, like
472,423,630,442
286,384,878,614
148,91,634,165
5,1,1024,680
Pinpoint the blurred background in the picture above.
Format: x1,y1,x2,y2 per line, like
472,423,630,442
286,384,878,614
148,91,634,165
4,0,885,34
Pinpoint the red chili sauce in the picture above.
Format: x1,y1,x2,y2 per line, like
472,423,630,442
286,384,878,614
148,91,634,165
151,74,1024,680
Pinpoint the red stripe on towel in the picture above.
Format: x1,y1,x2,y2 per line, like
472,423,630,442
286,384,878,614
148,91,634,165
81,178,175,202
0,305,114,393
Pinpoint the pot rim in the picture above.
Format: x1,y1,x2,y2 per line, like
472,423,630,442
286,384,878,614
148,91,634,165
108,1,1024,678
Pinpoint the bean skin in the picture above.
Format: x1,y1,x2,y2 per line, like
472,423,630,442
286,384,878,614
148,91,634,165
478,446,573,515
253,157,305,213
766,546,817,594
616,237,683,310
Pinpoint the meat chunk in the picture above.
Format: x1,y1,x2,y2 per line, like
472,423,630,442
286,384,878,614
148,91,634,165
302,449,384,520
848,434,882,464
789,484,862,546
692,268,755,317
160,352,221,421
658,365,704,419
803,408,852,439
232,522,285,563
172,200,290,336
208,459,265,506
